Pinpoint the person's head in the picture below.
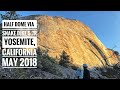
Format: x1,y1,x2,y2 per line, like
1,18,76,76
83,64,88,69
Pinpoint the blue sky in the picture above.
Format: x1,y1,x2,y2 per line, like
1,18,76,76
0,11,120,53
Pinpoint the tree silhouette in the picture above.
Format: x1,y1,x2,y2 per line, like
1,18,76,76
0,11,20,20
59,50,72,67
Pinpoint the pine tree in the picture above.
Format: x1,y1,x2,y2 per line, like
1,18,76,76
0,11,20,20
59,50,72,67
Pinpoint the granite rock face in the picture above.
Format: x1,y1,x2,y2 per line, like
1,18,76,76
34,15,119,68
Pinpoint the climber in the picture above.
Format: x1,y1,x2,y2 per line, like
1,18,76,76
83,64,90,79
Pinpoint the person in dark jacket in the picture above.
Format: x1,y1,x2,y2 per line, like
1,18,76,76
83,64,90,79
